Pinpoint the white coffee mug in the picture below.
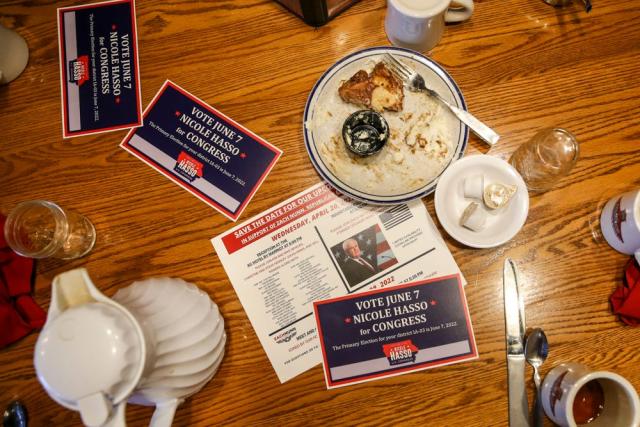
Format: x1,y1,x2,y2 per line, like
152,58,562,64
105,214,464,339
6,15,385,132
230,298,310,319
601,189,640,263
541,363,640,427
0,24,29,85
385,0,474,52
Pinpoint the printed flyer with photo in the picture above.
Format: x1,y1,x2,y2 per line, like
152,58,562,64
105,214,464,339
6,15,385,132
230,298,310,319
211,182,465,382
314,275,478,389
121,81,282,220
57,0,142,138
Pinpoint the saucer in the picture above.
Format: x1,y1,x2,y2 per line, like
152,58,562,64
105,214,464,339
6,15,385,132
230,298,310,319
434,155,529,248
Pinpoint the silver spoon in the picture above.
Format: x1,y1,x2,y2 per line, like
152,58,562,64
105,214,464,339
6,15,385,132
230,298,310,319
525,328,549,427
3,401,27,427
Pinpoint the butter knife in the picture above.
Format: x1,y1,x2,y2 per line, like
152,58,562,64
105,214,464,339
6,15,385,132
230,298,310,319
503,258,529,427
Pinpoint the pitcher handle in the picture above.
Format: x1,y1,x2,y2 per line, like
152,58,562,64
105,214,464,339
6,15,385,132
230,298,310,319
149,399,181,427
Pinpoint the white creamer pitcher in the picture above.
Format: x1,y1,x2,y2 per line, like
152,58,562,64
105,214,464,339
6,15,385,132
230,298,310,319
34,269,225,427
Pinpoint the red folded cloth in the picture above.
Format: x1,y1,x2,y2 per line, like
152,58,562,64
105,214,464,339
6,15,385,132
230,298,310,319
0,215,46,348
610,256,640,326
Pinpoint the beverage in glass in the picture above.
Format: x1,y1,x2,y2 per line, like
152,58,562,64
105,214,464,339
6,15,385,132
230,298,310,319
509,128,579,192
4,200,96,259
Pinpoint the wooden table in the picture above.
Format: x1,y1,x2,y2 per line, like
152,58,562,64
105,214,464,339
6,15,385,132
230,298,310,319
1,0,639,425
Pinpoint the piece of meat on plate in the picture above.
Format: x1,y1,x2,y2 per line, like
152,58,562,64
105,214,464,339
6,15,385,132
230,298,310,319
338,62,404,112
370,62,404,112
338,70,375,109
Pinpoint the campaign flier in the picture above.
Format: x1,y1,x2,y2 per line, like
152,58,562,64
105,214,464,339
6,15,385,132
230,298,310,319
211,182,465,382
121,81,282,220
57,0,142,138
314,275,478,388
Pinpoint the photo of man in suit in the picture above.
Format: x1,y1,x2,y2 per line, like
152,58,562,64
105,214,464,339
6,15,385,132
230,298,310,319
341,238,379,287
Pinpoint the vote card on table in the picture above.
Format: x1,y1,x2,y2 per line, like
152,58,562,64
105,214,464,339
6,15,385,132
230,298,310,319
313,275,478,388
120,80,282,221
57,0,142,138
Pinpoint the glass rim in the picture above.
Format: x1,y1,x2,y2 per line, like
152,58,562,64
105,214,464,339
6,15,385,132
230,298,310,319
4,200,69,258
548,127,580,161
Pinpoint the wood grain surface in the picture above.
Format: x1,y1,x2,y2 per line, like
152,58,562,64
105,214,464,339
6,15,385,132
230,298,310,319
1,0,639,425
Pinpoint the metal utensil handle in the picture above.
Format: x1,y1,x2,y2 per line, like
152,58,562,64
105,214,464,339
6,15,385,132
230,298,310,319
447,103,500,146
533,389,544,427
508,356,530,427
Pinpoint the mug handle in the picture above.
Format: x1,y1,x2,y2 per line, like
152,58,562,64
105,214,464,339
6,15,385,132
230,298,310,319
445,0,474,23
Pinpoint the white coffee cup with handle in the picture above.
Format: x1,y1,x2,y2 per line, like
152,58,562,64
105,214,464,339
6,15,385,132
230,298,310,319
385,0,474,53
0,24,29,85
600,189,640,263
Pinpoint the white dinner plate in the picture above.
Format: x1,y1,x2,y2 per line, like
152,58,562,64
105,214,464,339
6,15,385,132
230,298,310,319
154,319,225,367
434,155,529,248
130,334,226,405
147,341,222,379
303,46,469,204
154,308,220,355
152,299,217,342
143,334,226,389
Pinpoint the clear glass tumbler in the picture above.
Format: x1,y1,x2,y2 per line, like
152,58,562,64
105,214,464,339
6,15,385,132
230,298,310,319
4,200,96,259
509,128,579,192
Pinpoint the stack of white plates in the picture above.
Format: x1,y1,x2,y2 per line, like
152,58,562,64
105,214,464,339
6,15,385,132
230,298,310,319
113,277,226,406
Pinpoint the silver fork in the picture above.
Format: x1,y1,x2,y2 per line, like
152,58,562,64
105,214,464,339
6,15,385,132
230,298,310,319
383,53,500,146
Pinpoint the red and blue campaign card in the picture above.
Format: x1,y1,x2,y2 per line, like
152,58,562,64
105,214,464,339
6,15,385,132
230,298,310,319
313,275,478,388
57,0,142,138
120,81,282,221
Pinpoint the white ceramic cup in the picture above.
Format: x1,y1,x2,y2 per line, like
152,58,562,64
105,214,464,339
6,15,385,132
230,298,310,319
385,0,474,52
0,24,29,85
541,363,640,427
600,189,640,263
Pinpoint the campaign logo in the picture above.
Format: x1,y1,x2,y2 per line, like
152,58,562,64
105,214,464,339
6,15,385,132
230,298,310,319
273,327,296,344
382,340,418,365
68,55,90,86
174,152,203,182
611,197,626,243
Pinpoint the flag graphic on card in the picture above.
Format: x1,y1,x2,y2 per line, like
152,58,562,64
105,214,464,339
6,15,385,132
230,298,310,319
331,224,398,289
